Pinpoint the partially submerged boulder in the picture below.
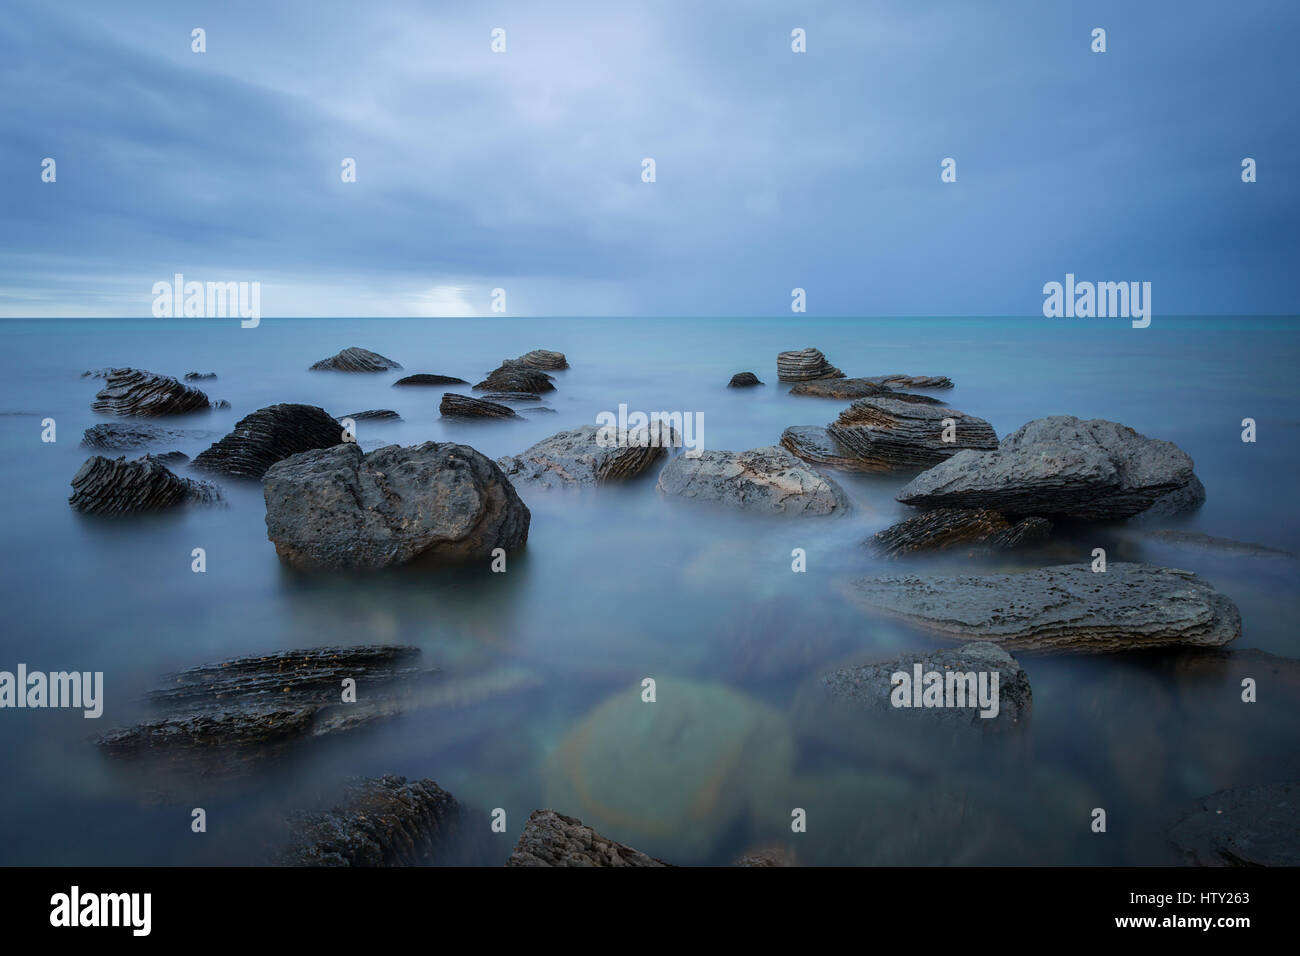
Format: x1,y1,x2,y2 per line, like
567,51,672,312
657,446,850,516
480,392,542,403
497,424,673,488
728,372,763,388
263,441,530,569
439,393,520,420
81,422,200,451
506,810,670,867
91,368,212,417
863,374,953,390
340,409,401,422
1168,782,1300,866
192,403,341,479
393,373,468,386
821,397,997,470
778,426,866,470
776,347,844,382
849,563,1241,653
789,378,942,403
472,366,556,394
868,508,1052,557
184,371,217,381
504,349,568,371
309,347,401,372
69,454,222,515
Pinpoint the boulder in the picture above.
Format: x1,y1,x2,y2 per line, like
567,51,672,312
776,347,844,382
1168,782,1300,866
68,454,222,515
81,422,200,451
91,368,212,417
263,441,530,570
868,508,1052,557
789,378,942,403
191,403,342,479
309,347,402,372
728,372,763,387
849,562,1241,653
497,424,672,488
439,393,520,420
506,810,670,867
472,366,555,394
896,416,1203,521
503,349,568,371
340,409,401,422
393,373,468,386
657,446,850,516
778,426,865,470
822,397,997,470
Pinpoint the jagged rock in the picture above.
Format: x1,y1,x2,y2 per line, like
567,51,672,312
728,372,763,387
849,562,1241,654
340,409,401,422
282,775,469,866
184,371,217,381
309,347,402,372
439,393,520,420
91,368,212,417
68,455,223,515
1168,783,1300,866
503,349,568,371
506,810,670,867
263,441,530,570
819,397,997,471
778,426,864,470
789,378,942,403
481,392,542,403
869,508,1052,557
192,404,341,479
863,374,953,389
497,424,674,489
81,422,199,451
472,366,555,394
393,373,468,386
657,446,850,516
776,347,845,382
897,416,1203,521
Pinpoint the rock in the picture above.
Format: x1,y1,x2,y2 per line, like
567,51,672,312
480,392,542,403
263,441,530,570
439,393,521,420
849,562,1241,653
1128,475,1206,523
657,446,850,516
863,374,953,389
192,404,342,479
211,399,231,409
896,416,1202,521
497,424,673,489
733,848,797,867
868,508,1052,557
776,347,844,382
81,368,111,379
778,426,865,470
823,397,998,470
309,347,402,372
153,451,189,466
393,373,468,386
472,366,555,394
91,368,212,417
789,378,942,403
506,810,670,867
503,349,568,371
1133,529,1294,559
340,409,401,422
68,455,223,515
1168,782,1300,866
282,775,471,866
728,372,763,387
81,422,200,451
524,406,558,414
184,371,217,381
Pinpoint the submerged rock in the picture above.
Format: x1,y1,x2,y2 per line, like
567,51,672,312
480,392,542,403
497,424,673,488
506,810,670,867
778,426,866,470
789,378,942,403
393,373,468,386
1133,529,1293,559
68,455,223,515
657,446,850,516
897,416,1203,521
309,347,402,372
849,562,1241,653
472,366,556,394
863,374,953,390
776,347,844,382
81,422,200,451
192,403,342,479
503,349,568,371
733,848,798,867
728,371,763,388
1168,782,1300,866
823,397,997,470
263,441,530,569
184,371,217,381
340,409,401,422
868,508,1052,557
439,393,521,420
91,368,212,417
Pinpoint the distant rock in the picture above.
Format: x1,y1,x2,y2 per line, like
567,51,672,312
657,446,850,516
503,349,568,371
733,848,798,867
789,378,942,403
778,426,865,470
849,563,1241,653
728,372,763,388
340,409,401,422
506,810,670,867
192,403,341,479
263,441,530,570
184,371,217,381
868,508,1052,557
439,393,520,420
863,374,953,390
820,397,997,471
309,347,402,372
393,373,468,386
897,417,1203,521
497,424,674,489
1133,529,1294,559
473,365,556,394
69,454,222,515
91,368,212,417
524,406,558,414
1168,782,1300,866
81,422,200,451
211,399,231,409
776,347,845,382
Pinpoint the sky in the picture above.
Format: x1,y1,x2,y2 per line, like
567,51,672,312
1,0,1296,317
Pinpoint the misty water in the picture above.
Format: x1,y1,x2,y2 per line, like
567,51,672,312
1,315,1297,865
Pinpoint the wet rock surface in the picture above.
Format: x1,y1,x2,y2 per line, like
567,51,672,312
439,393,521,420
263,441,530,569
728,371,763,387
81,422,202,451
863,374,953,389
480,391,542,403
91,368,213,417
776,347,845,382
497,424,672,488
778,425,866,470
1168,782,1300,866
69,454,223,514
393,373,468,386
657,446,850,515
472,366,556,394
503,349,568,371
789,378,942,402
506,810,670,867
822,397,998,470
869,508,1052,556
192,403,342,479
309,347,402,372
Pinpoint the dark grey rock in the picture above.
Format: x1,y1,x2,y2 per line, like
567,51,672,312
869,508,1052,557
778,426,865,470
503,349,568,371
480,392,542,403
1168,782,1300,866
776,347,844,382
192,403,342,479
1133,529,1294,559
823,397,998,470
497,424,673,489
657,446,850,516
309,347,402,372
68,454,223,515
862,374,953,389
440,393,520,420
789,378,942,403
472,366,556,394
91,368,212,417
393,373,468,386
81,422,200,451
506,810,670,867
184,371,217,381
340,409,401,422
728,372,763,387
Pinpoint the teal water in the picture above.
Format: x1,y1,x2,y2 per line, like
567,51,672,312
0,315,1297,865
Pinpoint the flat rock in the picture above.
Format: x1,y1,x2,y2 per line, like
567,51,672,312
776,347,845,382
823,397,998,470
778,426,865,470
869,508,1052,557
789,378,942,403
1135,529,1294,559
309,347,402,372
263,441,530,569
192,403,342,479
340,409,401,422
91,368,212,417
728,372,763,387
503,349,568,371
1168,782,1300,866
657,446,850,516
439,393,520,420
81,422,200,451
184,371,217,381
69,454,223,515
849,562,1241,653
393,373,468,386
497,424,672,488
506,810,670,867
897,416,1202,521
472,366,556,394
863,374,953,389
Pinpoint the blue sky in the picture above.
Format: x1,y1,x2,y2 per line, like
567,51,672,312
1,0,1296,317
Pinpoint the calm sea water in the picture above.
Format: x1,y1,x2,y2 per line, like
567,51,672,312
0,315,1297,865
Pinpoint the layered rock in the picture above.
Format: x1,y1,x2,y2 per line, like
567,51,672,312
789,378,942,403
657,446,850,516
1168,783,1300,866
868,508,1052,557
184,371,217,381
81,422,199,451
439,393,521,420
728,372,763,388
192,403,341,479
340,409,401,422
472,366,556,394
821,397,997,470
263,441,530,569
776,347,844,382
91,368,212,417
393,373,468,386
849,563,1241,653
897,416,1203,521
506,810,670,867
504,349,568,371
863,374,953,389
778,426,865,470
68,455,223,515
480,392,542,403
497,424,673,488
309,347,402,372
